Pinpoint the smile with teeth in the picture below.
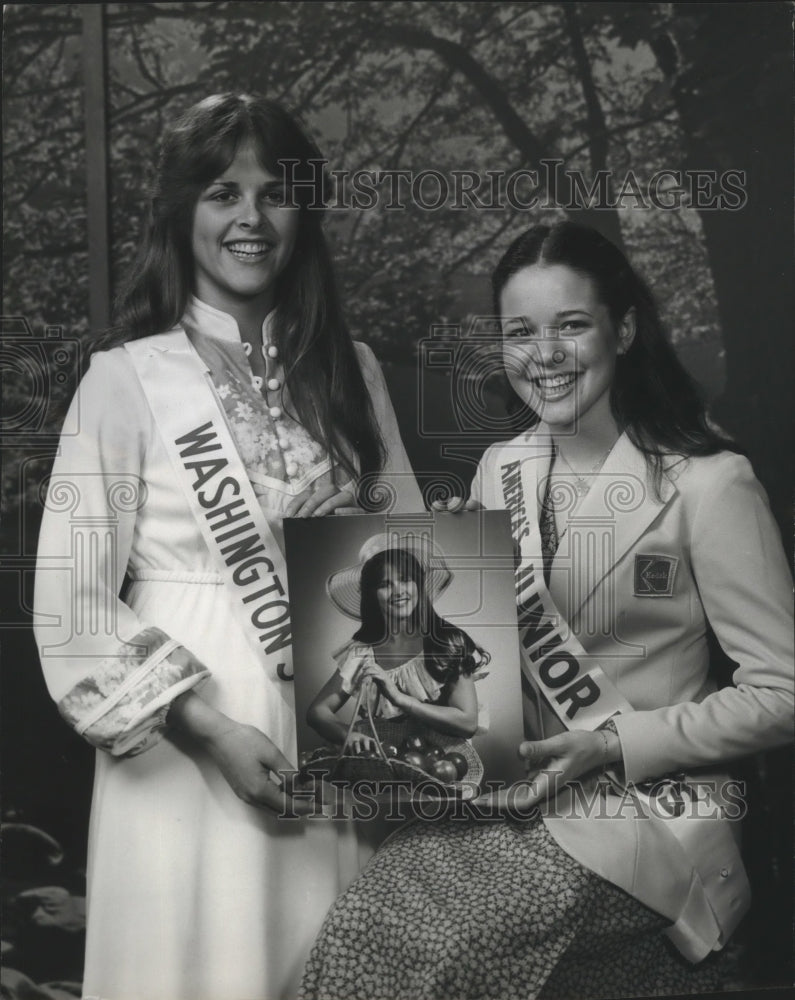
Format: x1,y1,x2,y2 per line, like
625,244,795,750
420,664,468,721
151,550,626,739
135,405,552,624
388,595,413,610
225,240,273,260
533,372,579,395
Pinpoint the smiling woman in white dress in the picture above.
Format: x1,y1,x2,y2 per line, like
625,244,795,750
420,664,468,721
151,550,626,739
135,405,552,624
33,93,421,1000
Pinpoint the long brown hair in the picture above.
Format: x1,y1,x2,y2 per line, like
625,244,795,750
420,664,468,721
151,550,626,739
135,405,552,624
492,222,740,488
100,93,384,482
354,548,490,683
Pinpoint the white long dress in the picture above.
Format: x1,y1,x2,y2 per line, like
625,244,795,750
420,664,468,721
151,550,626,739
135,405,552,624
33,297,423,1000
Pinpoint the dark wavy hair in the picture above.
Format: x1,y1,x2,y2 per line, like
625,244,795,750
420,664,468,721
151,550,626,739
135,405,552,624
353,548,490,684
491,222,739,488
99,92,384,482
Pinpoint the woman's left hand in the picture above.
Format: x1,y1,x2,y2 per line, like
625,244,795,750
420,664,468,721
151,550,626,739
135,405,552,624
430,496,484,514
359,663,407,710
473,730,611,813
285,483,360,517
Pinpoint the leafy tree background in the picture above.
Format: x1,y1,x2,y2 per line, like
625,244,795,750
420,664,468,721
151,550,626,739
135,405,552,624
2,2,792,993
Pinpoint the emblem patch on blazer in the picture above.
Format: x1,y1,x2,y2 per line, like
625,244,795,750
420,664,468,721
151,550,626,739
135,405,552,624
634,554,678,597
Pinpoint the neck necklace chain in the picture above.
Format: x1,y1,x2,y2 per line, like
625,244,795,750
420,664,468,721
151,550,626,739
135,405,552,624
556,444,615,497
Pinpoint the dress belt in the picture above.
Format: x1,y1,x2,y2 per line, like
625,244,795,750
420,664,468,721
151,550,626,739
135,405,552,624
127,569,223,584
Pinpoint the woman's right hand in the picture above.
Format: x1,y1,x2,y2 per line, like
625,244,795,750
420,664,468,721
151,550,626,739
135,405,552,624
346,730,377,754
169,691,315,816
285,483,360,517
205,721,316,815
430,496,483,513
359,662,408,710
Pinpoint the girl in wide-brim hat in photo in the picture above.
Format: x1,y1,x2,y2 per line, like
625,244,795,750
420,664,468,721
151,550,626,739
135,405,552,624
307,532,491,751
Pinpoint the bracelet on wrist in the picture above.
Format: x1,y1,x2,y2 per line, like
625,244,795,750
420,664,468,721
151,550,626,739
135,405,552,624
598,718,620,773
597,728,610,771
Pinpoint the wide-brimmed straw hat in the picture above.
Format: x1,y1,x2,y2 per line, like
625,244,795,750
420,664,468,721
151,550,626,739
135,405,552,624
327,532,453,620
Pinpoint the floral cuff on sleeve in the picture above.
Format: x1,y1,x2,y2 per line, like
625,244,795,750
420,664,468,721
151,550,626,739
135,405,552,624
57,627,211,756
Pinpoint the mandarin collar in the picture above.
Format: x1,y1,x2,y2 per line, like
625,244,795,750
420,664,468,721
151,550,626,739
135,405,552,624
184,296,275,346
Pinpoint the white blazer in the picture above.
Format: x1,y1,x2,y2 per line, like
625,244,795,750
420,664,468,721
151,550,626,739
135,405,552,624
472,430,794,960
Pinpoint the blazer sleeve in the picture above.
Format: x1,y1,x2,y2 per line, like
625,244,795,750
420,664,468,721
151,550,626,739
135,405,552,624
33,350,211,758
614,454,794,783
354,341,424,513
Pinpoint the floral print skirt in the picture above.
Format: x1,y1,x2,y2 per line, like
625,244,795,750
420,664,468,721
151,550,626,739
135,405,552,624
300,816,736,1000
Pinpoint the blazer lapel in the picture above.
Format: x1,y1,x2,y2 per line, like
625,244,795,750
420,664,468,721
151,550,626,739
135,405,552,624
549,433,677,624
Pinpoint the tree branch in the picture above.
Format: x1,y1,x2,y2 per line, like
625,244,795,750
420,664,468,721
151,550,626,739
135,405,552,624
388,69,455,170
563,5,609,177
107,3,225,29
290,40,361,114
562,3,622,244
473,6,536,46
4,35,61,82
562,108,677,164
370,20,554,170
130,27,167,91
10,243,87,258
110,84,201,125
443,210,520,279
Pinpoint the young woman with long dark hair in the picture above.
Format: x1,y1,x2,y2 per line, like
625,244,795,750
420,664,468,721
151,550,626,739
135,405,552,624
300,222,793,1000
307,537,490,749
33,93,421,1000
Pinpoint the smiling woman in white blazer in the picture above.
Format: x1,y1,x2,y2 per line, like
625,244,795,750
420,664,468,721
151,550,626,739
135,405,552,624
300,222,793,1000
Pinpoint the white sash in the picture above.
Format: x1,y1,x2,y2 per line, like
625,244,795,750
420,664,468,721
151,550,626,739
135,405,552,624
125,331,293,713
513,457,633,729
501,451,748,954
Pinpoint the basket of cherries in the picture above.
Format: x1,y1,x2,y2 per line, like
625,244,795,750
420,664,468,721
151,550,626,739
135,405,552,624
299,716,483,799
